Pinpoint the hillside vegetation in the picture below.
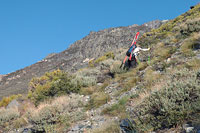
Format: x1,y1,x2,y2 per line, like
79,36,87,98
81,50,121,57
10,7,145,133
0,4,200,133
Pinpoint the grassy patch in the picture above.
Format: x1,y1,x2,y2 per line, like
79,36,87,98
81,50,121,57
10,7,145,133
186,58,200,70
143,68,161,89
180,33,200,56
102,96,129,118
153,43,175,61
137,62,148,71
86,92,110,109
80,86,96,95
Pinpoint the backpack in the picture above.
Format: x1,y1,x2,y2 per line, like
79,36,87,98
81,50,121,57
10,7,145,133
126,45,137,57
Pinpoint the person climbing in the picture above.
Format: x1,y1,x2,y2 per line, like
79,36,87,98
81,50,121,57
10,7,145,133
127,45,150,68
120,32,150,69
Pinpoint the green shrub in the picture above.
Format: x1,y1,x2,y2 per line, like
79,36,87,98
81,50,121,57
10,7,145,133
133,69,200,131
0,94,22,107
28,70,80,105
88,59,95,67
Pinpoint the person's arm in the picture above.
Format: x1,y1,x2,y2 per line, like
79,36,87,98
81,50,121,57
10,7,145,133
140,47,150,51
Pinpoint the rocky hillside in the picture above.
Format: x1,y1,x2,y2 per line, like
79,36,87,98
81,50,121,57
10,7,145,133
0,20,163,99
0,4,200,133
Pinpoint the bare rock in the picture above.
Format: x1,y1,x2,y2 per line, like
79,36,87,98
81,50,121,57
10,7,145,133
6,99,20,109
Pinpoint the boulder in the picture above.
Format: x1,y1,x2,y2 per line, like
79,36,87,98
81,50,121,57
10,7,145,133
120,118,137,133
6,99,20,109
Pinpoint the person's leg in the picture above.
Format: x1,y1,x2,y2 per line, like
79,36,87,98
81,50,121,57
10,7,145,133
131,55,137,68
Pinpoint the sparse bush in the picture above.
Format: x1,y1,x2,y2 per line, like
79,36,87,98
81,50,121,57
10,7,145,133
0,94,22,107
13,117,28,129
73,75,97,87
133,69,200,131
27,95,86,132
73,68,100,87
28,70,80,105
0,108,20,131
28,104,61,131
180,18,200,36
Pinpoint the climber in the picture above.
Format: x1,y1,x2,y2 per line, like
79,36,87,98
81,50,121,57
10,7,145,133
127,45,150,68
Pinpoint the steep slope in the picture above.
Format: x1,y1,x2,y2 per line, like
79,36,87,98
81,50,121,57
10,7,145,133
0,4,200,133
0,20,163,99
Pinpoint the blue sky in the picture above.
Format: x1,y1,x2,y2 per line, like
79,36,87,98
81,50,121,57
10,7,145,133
0,0,199,74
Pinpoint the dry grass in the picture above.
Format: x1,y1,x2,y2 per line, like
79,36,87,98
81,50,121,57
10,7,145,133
27,95,85,116
153,42,175,60
128,68,172,109
136,62,148,71
115,68,138,82
143,68,162,89
180,32,200,56
80,86,96,95
87,92,110,109
186,58,200,70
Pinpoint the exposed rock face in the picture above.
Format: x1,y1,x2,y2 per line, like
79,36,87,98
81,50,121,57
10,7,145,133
0,20,163,99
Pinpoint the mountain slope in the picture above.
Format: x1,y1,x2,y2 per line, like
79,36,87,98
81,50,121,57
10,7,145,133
0,4,200,133
0,20,163,99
